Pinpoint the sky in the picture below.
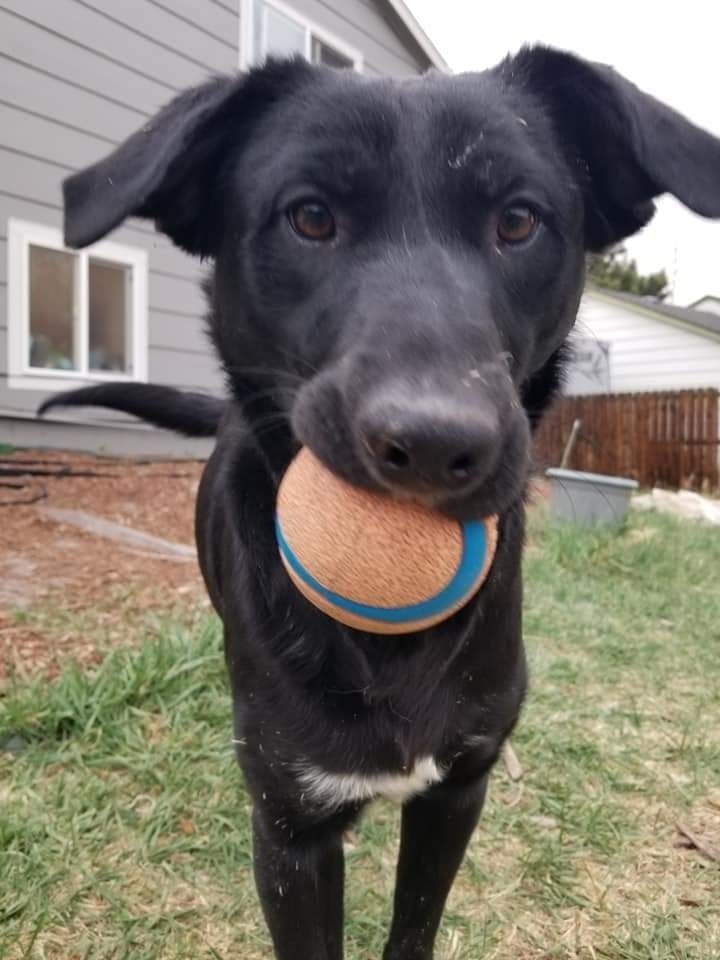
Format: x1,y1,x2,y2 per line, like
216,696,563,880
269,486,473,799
406,1,720,306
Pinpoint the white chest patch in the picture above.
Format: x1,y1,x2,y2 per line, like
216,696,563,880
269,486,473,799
296,756,444,809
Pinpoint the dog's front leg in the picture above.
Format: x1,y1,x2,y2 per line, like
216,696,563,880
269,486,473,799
252,804,359,960
382,775,489,960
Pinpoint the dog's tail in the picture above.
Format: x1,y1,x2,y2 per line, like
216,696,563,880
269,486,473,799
37,383,224,437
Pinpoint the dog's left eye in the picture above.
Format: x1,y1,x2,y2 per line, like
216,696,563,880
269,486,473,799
288,200,336,242
496,205,538,245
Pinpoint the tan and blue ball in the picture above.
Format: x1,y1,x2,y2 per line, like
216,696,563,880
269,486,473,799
275,448,498,634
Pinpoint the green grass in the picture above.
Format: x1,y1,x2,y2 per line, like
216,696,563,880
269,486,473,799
1,509,719,959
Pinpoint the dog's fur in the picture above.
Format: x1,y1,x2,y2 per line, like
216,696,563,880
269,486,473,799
40,49,720,959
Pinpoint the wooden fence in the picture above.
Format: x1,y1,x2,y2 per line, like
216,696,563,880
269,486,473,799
534,388,720,492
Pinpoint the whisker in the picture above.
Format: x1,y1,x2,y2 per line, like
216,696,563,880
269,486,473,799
237,386,298,410
226,365,306,385
224,333,318,374
254,419,294,441
251,411,293,429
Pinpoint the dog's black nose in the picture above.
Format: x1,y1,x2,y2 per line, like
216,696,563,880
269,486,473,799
359,397,499,493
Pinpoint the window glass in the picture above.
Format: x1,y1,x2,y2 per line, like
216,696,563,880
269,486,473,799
89,258,131,373
264,5,306,58
28,245,77,370
253,0,264,61
311,37,353,69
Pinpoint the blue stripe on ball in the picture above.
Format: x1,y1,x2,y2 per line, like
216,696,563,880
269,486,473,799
275,517,488,625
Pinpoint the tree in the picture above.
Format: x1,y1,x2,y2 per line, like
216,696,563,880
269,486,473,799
587,245,670,300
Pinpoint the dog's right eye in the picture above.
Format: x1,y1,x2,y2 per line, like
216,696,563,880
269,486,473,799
288,200,336,242
496,205,538,245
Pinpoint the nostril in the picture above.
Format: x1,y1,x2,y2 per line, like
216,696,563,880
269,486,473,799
447,452,477,481
380,440,411,471
361,427,413,472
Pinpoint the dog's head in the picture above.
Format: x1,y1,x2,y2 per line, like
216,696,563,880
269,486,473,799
64,49,720,519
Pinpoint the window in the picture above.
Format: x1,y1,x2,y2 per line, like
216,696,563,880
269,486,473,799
240,0,362,72
7,219,147,390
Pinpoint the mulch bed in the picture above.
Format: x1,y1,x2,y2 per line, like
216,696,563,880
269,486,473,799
1,450,207,679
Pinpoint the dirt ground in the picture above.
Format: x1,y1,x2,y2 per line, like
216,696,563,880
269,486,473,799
0,450,207,679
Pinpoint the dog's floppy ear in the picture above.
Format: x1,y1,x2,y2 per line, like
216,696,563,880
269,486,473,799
509,46,720,250
63,58,312,256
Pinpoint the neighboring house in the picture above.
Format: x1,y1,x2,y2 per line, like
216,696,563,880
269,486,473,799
565,287,720,396
0,0,446,455
689,295,720,317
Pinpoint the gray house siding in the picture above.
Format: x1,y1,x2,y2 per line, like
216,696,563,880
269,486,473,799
0,0,234,452
0,0,432,455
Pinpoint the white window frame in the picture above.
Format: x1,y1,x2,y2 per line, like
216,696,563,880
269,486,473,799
7,218,148,391
239,0,363,73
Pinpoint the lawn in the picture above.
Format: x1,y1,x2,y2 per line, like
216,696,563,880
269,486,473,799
1,509,719,959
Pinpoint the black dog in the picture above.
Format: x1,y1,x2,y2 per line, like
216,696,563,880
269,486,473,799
40,48,720,959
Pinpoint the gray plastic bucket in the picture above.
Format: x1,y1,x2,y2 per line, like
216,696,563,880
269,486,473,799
545,468,639,526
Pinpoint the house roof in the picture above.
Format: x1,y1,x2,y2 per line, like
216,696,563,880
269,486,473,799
384,0,449,72
689,294,720,309
585,286,720,340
